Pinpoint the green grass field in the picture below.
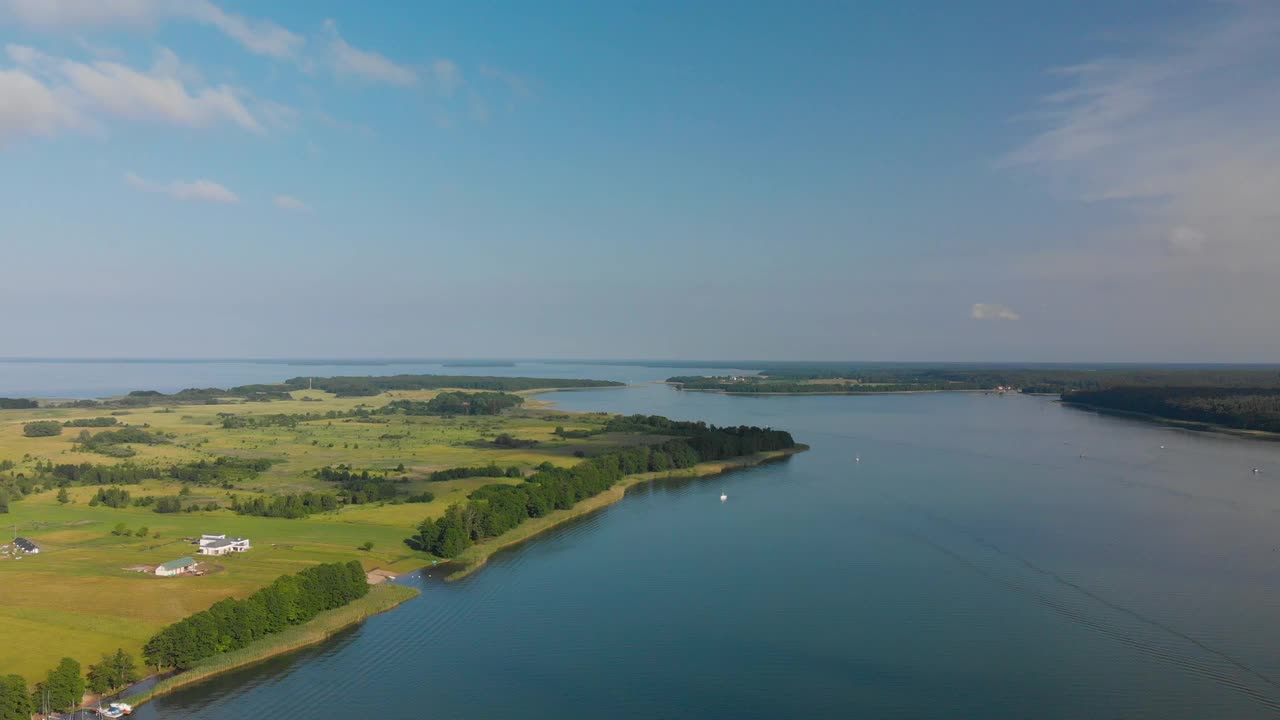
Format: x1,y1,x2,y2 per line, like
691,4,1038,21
0,387,649,681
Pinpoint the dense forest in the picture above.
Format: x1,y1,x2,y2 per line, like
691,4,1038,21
427,464,523,482
406,416,795,557
142,561,368,670
283,374,623,397
0,398,38,409
1062,387,1280,433
384,391,524,416
230,492,339,518
313,465,436,504
668,377,957,393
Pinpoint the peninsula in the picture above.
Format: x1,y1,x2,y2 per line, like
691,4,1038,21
0,373,802,713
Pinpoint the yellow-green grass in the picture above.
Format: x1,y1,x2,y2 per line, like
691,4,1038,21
0,389,672,680
446,445,808,580
0,486,428,680
1,390,629,492
122,583,418,709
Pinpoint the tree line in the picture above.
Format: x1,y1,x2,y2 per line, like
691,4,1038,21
142,561,369,670
0,649,140,717
406,416,795,557
230,491,339,518
0,397,38,409
311,466,435,505
427,464,523,482
63,417,119,427
664,365,1280,394
1062,387,1280,433
384,391,525,416
284,374,623,397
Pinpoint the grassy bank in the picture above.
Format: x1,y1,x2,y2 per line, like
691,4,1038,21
445,445,808,580
121,583,418,708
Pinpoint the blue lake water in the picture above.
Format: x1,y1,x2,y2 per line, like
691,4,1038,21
8,362,1280,718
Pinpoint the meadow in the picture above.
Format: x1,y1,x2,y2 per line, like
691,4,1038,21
0,386,647,681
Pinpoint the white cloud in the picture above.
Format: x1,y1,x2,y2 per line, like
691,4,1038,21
971,303,1020,321
125,171,238,203
323,19,416,86
176,0,301,59
2,44,262,138
1003,2,1280,273
0,67,78,143
0,0,303,59
273,194,309,212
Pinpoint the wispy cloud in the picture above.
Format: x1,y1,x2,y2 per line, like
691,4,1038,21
431,59,460,95
274,194,310,212
0,0,304,59
971,303,1020,321
480,64,531,98
323,19,416,86
2,44,261,140
1003,2,1280,273
125,171,238,203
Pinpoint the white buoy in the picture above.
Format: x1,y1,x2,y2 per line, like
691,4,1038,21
720,491,728,502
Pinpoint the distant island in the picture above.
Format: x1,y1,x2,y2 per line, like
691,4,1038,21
669,365,1280,395
668,365,1280,437
0,372,801,714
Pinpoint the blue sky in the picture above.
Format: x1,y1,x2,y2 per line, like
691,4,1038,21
2,1,1277,361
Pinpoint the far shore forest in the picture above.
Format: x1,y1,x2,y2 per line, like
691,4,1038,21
667,365,1280,434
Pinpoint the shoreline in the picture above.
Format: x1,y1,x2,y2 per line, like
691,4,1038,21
108,442,807,709
1060,401,1280,442
443,444,809,581
119,583,418,710
671,386,994,396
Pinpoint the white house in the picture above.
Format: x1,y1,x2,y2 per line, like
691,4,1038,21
155,557,196,576
198,534,251,556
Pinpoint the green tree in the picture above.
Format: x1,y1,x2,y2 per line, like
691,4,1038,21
135,526,149,537
22,421,62,437
111,523,128,536
57,487,70,504
359,541,374,551
0,674,33,720
86,649,139,695
38,657,83,712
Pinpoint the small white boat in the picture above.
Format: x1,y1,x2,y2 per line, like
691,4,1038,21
720,491,728,502
112,702,134,715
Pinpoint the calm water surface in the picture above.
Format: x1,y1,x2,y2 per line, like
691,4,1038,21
13,363,1280,718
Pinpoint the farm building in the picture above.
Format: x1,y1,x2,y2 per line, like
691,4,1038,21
155,557,197,577
13,537,39,554
198,533,251,556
